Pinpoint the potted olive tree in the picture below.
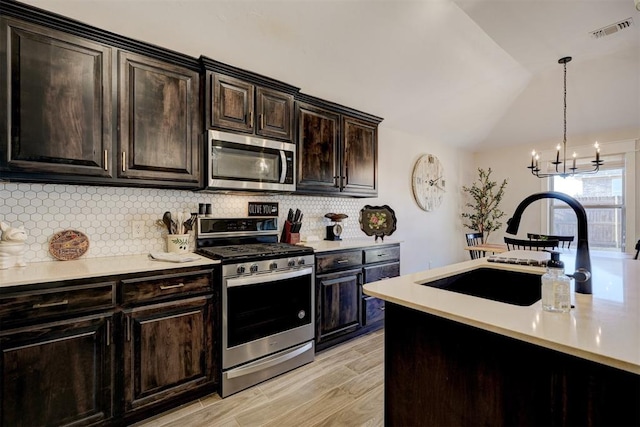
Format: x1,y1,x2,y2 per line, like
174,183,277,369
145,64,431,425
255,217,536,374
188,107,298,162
461,168,508,243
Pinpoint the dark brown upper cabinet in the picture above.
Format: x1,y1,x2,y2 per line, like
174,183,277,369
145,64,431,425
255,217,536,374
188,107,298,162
296,94,382,197
296,102,341,194
202,57,299,142
118,51,200,185
0,3,201,189
0,16,113,179
342,115,378,196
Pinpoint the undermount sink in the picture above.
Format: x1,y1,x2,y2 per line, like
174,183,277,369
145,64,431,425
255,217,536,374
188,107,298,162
420,268,542,306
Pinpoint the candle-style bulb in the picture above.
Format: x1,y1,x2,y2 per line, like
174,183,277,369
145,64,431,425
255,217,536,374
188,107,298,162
556,144,561,151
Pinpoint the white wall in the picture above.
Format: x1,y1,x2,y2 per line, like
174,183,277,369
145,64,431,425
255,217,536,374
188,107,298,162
375,126,474,273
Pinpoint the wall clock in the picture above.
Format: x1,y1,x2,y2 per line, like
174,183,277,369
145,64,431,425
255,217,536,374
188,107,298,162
412,154,445,211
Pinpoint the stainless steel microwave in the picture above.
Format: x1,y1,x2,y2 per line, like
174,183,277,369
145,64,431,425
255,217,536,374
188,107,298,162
204,130,296,192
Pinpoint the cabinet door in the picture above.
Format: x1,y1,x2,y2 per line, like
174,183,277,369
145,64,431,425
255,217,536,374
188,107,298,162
296,102,340,193
256,87,294,141
0,17,112,178
342,116,377,196
118,51,200,185
123,296,213,413
211,73,254,133
316,269,362,344
0,314,113,426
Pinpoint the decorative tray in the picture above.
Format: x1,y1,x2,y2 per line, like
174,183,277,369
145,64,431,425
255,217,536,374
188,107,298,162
359,205,397,241
49,229,89,261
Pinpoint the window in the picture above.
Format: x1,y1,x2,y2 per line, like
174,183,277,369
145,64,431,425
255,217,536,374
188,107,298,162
550,155,625,251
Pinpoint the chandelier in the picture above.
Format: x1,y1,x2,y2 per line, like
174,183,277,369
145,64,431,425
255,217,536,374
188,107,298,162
528,56,603,178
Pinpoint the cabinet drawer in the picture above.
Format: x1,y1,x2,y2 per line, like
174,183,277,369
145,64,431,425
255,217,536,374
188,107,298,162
316,250,362,274
122,270,213,304
0,282,116,323
363,296,385,326
363,262,400,284
364,245,400,264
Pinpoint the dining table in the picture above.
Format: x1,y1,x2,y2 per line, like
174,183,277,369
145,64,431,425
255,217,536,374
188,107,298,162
463,243,509,256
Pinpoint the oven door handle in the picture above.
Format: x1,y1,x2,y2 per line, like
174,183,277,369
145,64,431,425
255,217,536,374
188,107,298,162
226,267,313,288
226,341,313,379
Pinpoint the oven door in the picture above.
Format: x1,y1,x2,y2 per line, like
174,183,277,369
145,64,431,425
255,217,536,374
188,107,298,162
223,266,314,369
208,130,295,192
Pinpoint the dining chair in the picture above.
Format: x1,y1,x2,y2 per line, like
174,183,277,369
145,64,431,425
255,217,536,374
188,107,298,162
504,237,560,251
465,232,484,260
527,233,574,249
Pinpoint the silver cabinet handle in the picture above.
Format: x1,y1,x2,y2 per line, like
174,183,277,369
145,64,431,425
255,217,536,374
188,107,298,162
104,150,108,171
121,151,126,172
336,259,350,264
33,300,68,309
160,283,185,290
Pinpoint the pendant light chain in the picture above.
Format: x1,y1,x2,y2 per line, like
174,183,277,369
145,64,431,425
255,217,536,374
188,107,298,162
563,59,567,149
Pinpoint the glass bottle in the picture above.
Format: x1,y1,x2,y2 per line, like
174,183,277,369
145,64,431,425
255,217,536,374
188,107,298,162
541,251,571,313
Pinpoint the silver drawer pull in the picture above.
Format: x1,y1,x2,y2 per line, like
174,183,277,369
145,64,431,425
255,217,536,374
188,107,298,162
160,283,185,290
336,260,350,264
377,253,387,257
33,300,69,309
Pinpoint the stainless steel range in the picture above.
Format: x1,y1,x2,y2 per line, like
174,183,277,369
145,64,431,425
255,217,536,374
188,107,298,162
196,217,315,397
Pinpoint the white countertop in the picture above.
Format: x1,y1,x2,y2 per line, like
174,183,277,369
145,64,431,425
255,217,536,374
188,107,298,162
0,238,397,287
363,250,640,375
300,238,401,253
0,253,219,288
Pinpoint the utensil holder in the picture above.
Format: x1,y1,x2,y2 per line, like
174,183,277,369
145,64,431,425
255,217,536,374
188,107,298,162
167,234,190,253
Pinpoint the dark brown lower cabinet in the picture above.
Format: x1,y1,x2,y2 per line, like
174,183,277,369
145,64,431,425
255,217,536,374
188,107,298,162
315,244,400,351
0,314,113,427
384,302,640,426
0,266,216,426
123,295,214,416
316,268,362,345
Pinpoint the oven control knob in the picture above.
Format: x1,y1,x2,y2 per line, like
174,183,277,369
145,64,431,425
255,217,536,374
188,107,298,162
269,262,278,271
250,264,259,273
297,258,306,266
298,310,306,319
287,259,296,267
237,265,246,274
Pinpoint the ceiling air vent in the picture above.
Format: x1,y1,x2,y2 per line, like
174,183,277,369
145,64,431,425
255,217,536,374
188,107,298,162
590,17,634,39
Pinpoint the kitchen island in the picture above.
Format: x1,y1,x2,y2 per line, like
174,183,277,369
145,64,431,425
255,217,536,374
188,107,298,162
363,250,640,426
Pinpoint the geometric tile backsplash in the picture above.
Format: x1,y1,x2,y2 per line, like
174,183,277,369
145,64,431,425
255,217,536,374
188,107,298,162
0,182,373,263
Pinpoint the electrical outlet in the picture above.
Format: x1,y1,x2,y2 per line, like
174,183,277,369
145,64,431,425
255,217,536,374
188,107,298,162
131,220,145,238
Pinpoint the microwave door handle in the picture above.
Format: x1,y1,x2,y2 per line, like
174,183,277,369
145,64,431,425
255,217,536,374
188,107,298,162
280,150,287,184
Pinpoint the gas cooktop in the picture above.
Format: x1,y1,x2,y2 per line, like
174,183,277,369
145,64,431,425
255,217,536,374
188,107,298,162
197,242,314,261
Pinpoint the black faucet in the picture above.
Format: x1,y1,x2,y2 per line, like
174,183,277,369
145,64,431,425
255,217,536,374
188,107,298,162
506,191,592,294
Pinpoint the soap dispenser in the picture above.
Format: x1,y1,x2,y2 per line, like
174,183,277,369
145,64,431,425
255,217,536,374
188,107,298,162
541,251,571,313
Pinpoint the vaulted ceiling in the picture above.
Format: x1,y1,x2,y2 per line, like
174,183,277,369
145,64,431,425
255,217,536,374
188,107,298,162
22,0,640,151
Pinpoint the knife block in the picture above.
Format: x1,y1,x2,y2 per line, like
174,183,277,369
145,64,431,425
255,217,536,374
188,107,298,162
281,221,300,244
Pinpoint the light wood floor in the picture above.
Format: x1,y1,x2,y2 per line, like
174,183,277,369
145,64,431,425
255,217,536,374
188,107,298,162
133,330,384,427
